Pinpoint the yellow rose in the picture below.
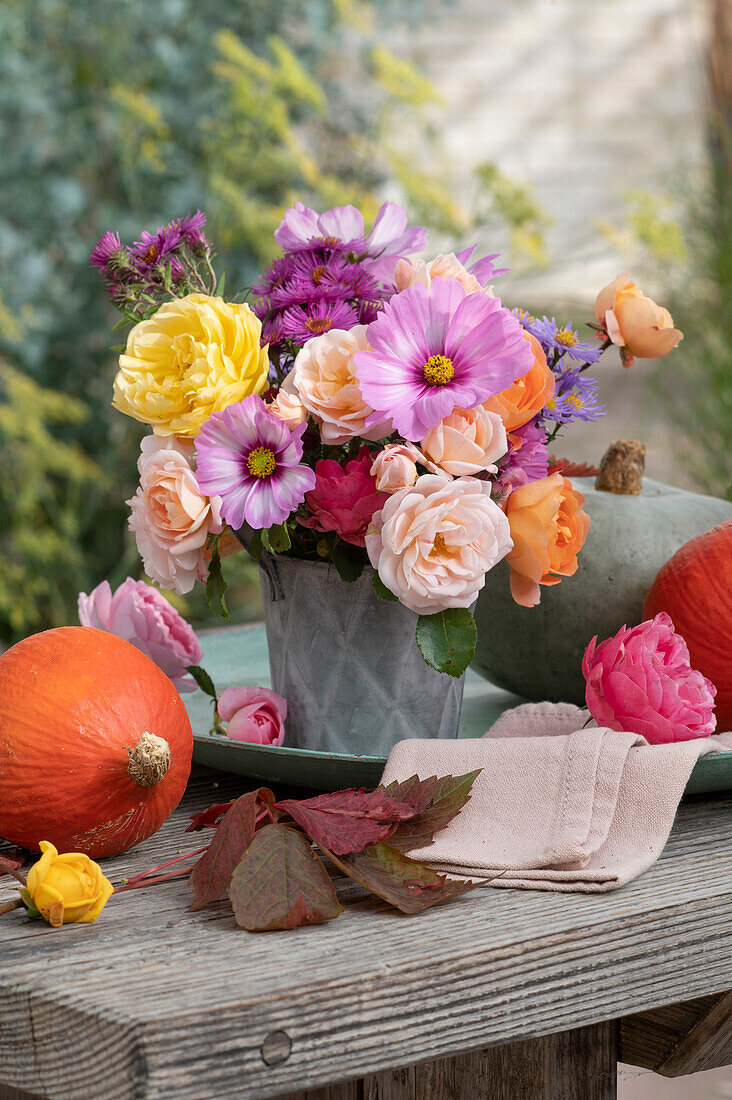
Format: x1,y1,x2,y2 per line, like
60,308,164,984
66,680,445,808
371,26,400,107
24,841,114,928
113,293,269,437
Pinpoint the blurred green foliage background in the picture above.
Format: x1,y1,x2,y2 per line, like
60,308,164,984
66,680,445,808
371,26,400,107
0,0,729,645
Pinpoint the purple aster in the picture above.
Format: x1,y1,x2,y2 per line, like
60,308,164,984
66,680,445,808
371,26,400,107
280,299,360,345
529,316,602,365
195,395,316,530
354,277,534,441
252,255,297,300
494,417,550,497
543,367,605,424
89,231,124,275
177,209,208,250
270,252,355,307
131,221,183,272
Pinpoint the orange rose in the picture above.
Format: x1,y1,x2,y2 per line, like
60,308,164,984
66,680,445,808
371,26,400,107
594,274,682,365
483,333,555,430
504,473,590,607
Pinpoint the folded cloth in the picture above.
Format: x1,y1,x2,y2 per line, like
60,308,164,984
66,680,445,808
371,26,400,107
380,703,732,893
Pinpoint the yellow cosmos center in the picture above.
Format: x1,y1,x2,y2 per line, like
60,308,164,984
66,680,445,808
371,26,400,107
247,446,277,479
556,327,578,347
423,354,455,386
305,317,334,335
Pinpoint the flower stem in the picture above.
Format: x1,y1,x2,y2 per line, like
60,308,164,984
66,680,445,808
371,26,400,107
0,863,27,888
113,867,195,894
122,847,209,887
0,899,22,917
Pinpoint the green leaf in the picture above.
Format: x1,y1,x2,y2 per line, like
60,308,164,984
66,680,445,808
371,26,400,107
262,522,291,554
381,771,482,852
111,316,130,331
372,572,398,601
415,608,477,678
186,664,217,700
229,824,343,931
206,540,230,621
725,485,732,503
248,528,263,562
216,269,226,298
321,842,477,914
331,540,365,583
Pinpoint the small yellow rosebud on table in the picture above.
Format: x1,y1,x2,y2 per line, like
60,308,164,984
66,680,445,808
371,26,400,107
24,841,114,928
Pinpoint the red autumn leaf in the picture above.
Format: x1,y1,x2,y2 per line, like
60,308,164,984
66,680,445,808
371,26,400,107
0,848,25,874
276,788,420,856
321,842,477,914
186,801,234,832
381,771,481,853
548,456,600,478
188,788,275,910
229,824,343,931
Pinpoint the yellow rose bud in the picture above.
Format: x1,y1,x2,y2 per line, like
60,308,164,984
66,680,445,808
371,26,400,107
25,841,114,928
113,292,269,437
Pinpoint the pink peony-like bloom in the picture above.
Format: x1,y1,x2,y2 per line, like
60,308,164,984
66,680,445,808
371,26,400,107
365,474,513,615
299,446,383,547
292,326,392,445
419,405,507,477
127,436,224,595
582,612,717,744
371,444,422,493
218,685,287,746
78,578,203,693
354,277,533,442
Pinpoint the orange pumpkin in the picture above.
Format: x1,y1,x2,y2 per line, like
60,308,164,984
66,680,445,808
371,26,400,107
644,521,732,731
0,626,193,856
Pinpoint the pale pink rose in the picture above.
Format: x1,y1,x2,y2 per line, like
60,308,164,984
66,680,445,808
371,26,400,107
127,435,223,594
420,406,507,477
218,685,287,746
583,612,717,745
371,444,421,493
267,370,309,430
78,578,203,692
292,326,393,445
365,474,513,615
394,254,493,296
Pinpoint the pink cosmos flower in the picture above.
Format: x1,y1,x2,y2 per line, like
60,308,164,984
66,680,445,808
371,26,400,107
354,277,534,442
218,685,287,746
583,612,717,744
78,578,203,693
195,395,316,530
299,446,383,547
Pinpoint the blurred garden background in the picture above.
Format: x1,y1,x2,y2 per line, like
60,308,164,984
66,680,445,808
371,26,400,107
1,0,730,657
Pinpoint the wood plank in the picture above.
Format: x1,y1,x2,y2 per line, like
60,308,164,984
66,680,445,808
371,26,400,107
277,1022,617,1099
620,991,732,1077
1,771,730,1099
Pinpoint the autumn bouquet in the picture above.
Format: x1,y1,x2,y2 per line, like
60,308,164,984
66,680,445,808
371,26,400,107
92,204,682,679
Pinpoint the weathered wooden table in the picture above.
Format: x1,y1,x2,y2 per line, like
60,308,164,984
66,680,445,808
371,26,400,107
1,765,730,1100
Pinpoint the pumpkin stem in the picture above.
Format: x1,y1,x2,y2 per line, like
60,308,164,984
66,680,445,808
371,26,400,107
595,439,646,495
127,731,171,788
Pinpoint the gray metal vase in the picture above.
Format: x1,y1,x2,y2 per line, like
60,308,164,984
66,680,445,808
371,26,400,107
258,553,465,755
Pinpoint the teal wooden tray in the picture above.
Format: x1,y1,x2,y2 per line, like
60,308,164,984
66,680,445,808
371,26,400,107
187,624,732,795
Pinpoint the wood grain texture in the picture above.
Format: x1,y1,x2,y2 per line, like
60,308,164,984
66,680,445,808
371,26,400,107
276,1022,617,1099
1,770,730,1100
621,991,732,1077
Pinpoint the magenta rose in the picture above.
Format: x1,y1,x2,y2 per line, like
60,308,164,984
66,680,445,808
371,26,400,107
77,578,203,693
582,612,717,744
298,445,383,547
218,685,287,746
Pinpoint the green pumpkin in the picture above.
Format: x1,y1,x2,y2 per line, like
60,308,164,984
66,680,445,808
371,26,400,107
472,477,732,704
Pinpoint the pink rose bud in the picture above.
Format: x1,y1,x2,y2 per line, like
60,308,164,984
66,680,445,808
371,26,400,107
582,612,717,744
218,685,287,746
371,444,421,493
77,578,203,693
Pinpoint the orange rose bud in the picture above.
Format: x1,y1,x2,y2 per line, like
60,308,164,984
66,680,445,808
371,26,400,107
594,274,682,365
504,473,590,608
483,332,555,430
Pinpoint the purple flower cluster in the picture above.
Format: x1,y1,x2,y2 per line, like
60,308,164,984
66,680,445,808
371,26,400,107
252,200,426,362
493,417,550,499
516,311,606,427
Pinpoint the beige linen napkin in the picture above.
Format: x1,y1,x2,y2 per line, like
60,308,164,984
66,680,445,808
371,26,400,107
380,703,732,892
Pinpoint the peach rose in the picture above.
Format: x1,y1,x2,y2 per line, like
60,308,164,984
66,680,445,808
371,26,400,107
394,253,493,296
366,474,513,615
483,333,556,430
292,326,392,445
504,473,590,608
128,436,224,594
594,274,683,364
420,405,507,476
371,444,421,493
267,370,308,430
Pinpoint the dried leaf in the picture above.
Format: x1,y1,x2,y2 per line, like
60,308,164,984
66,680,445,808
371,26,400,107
322,842,476,914
188,788,273,910
186,801,234,832
276,788,419,856
230,824,343,931
548,456,600,478
381,771,481,852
